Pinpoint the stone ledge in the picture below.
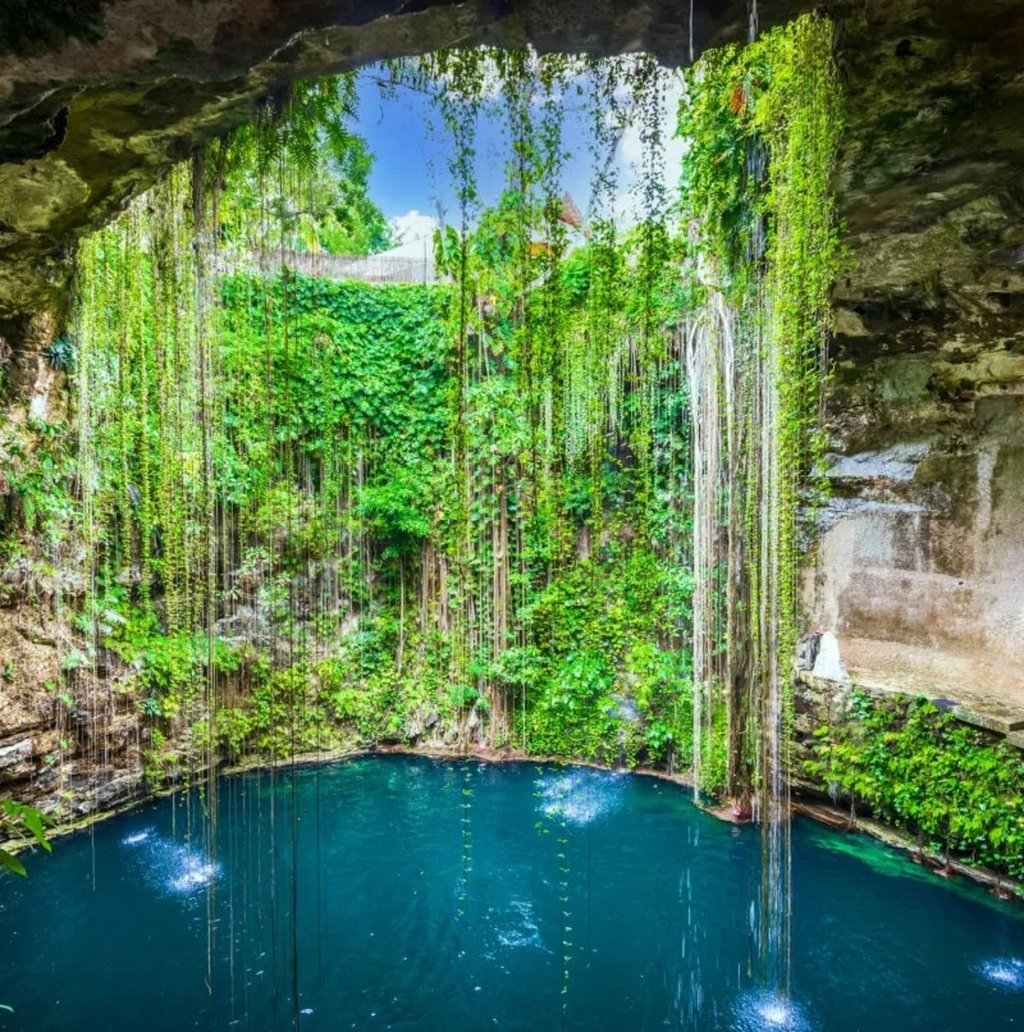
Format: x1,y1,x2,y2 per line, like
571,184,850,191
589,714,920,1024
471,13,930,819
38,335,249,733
795,667,1024,750
827,635,1024,747
0,736,34,769
953,707,1024,737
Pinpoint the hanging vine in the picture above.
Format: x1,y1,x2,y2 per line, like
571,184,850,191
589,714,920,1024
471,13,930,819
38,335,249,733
25,24,841,930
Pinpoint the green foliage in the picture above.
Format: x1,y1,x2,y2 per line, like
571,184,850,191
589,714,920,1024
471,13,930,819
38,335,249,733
678,13,842,803
47,46,701,784
141,728,178,790
219,273,449,477
358,472,432,558
210,76,394,255
107,614,204,718
42,334,76,373
512,554,692,764
0,418,77,551
4,32,848,833
806,693,1024,879
0,799,53,877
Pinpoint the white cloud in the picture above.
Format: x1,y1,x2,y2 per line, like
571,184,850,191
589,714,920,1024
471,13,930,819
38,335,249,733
389,209,439,245
611,71,687,226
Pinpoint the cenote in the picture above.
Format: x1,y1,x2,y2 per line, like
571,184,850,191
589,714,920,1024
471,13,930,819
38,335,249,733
2,756,1023,1031
4,5,1024,1031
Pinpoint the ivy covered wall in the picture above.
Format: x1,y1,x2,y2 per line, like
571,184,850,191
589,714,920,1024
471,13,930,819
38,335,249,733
69,243,696,787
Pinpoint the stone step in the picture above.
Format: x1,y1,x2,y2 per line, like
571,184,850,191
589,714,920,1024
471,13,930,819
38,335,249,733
951,705,1024,737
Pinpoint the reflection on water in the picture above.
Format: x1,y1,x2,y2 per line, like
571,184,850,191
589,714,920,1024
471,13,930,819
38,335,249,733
977,957,1024,991
732,990,814,1031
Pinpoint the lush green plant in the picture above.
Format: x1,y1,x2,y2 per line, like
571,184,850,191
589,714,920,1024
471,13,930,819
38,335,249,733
806,692,1024,878
0,28,847,836
42,334,76,373
678,12,842,806
209,76,394,256
0,418,77,550
0,799,52,877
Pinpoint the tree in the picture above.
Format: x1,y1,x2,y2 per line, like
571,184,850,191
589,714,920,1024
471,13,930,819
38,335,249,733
208,76,394,256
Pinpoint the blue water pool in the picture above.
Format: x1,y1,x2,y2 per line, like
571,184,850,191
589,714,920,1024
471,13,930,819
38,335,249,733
1,756,1022,1030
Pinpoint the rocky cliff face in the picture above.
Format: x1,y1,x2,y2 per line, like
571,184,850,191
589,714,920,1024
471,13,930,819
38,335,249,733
810,0,1024,734
1,0,1024,816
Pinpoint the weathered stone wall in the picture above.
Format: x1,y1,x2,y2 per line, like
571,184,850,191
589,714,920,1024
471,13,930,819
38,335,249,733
806,2,1024,727
808,396,1024,714
0,607,144,817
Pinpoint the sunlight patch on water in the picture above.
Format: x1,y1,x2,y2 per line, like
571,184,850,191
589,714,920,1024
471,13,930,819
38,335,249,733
733,990,813,1032
977,958,1024,991
493,898,543,950
167,853,219,893
536,769,623,825
121,827,220,895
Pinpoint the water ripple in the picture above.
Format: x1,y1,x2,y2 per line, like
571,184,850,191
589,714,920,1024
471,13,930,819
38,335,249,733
492,898,543,951
977,957,1024,992
536,769,623,826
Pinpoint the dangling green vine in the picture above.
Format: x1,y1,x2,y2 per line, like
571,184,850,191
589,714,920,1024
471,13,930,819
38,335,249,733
678,10,843,993
9,26,844,875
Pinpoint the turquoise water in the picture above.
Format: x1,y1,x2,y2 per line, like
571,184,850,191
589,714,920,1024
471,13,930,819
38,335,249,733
2,756,1023,1030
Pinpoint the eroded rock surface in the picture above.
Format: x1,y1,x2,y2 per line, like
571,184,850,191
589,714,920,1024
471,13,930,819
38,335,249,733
791,0,1024,721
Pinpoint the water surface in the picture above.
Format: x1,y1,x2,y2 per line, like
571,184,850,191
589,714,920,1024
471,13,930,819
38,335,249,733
1,756,1022,1030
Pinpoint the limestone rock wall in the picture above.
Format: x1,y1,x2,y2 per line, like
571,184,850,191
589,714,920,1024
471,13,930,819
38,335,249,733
808,1,1024,724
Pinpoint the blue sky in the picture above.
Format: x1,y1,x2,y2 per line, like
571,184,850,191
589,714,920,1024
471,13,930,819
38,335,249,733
352,61,685,246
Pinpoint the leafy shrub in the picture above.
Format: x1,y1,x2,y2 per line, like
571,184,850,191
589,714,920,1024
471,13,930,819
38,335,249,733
806,692,1024,878
42,335,76,373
